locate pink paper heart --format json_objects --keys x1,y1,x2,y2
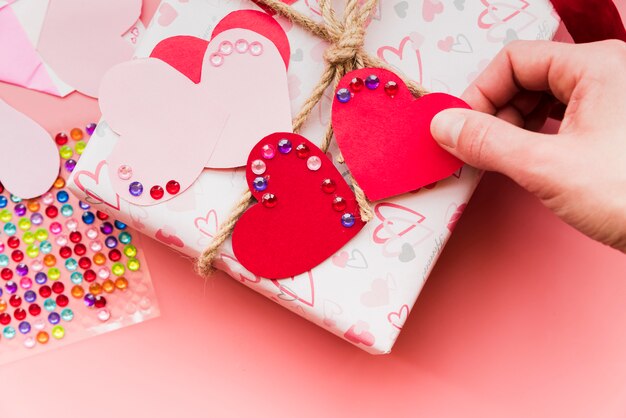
[
  {"x1": 100, "y1": 28, "x2": 292, "y2": 206},
  {"x1": 37, "y1": 0, "x2": 141, "y2": 97},
  {"x1": 0, "y1": 99, "x2": 59, "y2": 199}
]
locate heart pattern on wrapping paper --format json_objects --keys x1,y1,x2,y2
[
  {"x1": 272, "y1": 271, "x2": 315, "y2": 307},
  {"x1": 372, "y1": 203, "x2": 433, "y2": 258},
  {"x1": 377, "y1": 35, "x2": 423, "y2": 85},
  {"x1": 332, "y1": 68, "x2": 470, "y2": 201},
  {"x1": 232, "y1": 133, "x2": 367, "y2": 279},
  {"x1": 344, "y1": 321, "x2": 376, "y2": 346},
  {"x1": 72, "y1": 160, "x2": 121, "y2": 211},
  {"x1": 194, "y1": 209, "x2": 219, "y2": 238},
  {"x1": 388, "y1": 305, "x2": 410, "y2": 329},
  {"x1": 99, "y1": 11, "x2": 292, "y2": 206},
  {"x1": 478, "y1": 0, "x2": 537, "y2": 42}
]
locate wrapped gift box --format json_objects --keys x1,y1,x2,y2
[{"x1": 69, "y1": 0, "x2": 559, "y2": 354}]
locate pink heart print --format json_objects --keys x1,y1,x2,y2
[
  {"x1": 0, "y1": 99, "x2": 59, "y2": 199},
  {"x1": 372, "y1": 203, "x2": 433, "y2": 257},
  {"x1": 422, "y1": 0, "x2": 444, "y2": 22},
  {"x1": 99, "y1": 28, "x2": 292, "y2": 205},
  {"x1": 37, "y1": 0, "x2": 142, "y2": 97}
]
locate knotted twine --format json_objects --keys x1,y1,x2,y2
[{"x1": 196, "y1": 0, "x2": 429, "y2": 277}]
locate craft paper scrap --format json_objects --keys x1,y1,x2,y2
[{"x1": 0, "y1": 0, "x2": 145, "y2": 97}]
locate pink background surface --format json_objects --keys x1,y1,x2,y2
[{"x1": 2, "y1": 2, "x2": 626, "y2": 417}]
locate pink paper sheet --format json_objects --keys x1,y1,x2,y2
[{"x1": 0, "y1": 7, "x2": 61, "y2": 96}]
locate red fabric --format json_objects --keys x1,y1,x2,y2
[{"x1": 551, "y1": 0, "x2": 626, "y2": 43}]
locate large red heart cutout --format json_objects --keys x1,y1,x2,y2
[
  {"x1": 232, "y1": 133, "x2": 366, "y2": 279},
  {"x1": 150, "y1": 9, "x2": 290, "y2": 84},
  {"x1": 332, "y1": 68, "x2": 470, "y2": 201}
]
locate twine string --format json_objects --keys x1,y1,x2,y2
[{"x1": 196, "y1": 0, "x2": 428, "y2": 277}]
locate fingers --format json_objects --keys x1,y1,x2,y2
[
  {"x1": 431, "y1": 108, "x2": 558, "y2": 188},
  {"x1": 462, "y1": 40, "x2": 602, "y2": 115}
]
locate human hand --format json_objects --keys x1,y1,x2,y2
[{"x1": 431, "y1": 40, "x2": 626, "y2": 252}]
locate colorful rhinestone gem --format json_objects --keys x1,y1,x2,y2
[
  {"x1": 14, "y1": 308, "x2": 26, "y2": 320},
  {"x1": 166, "y1": 180, "x2": 180, "y2": 195},
  {"x1": 18, "y1": 321, "x2": 31, "y2": 334},
  {"x1": 261, "y1": 193, "x2": 277, "y2": 208},
  {"x1": 97, "y1": 309, "x2": 111, "y2": 322},
  {"x1": 384, "y1": 80, "x2": 399, "y2": 97},
  {"x1": 235, "y1": 39, "x2": 249, "y2": 53},
  {"x1": 51, "y1": 325, "x2": 64, "y2": 339},
  {"x1": 65, "y1": 159, "x2": 77, "y2": 172},
  {"x1": 61, "y1": 308, "x2": 74, "y2": 321},
  {"x1": 336, "y1": 88, "x2": 351, "y2": 103},
  {"x1": 341, "y1": 213, "x2": 356, "y2": 228},
  {"x1": 350, "y1": 77, "x2": 364, "y2": 92},
  {"x1": 48, "y1": 312, "x2": 61, "y2": 325},
  {"x1": 278, "y1": 139, "x2": 292, "y2": 154},
  {"x1": 150, "y1": 185, "x2": 164, "y2": 200},
  {"x1": 321, "y1": 179, "x2": 336, "y2": 194},
  {"x1": 332, "y1": 197, "x2": 347, "y2": 212},
  {"x1": 84, "y1": 293, "x2": 95, "y2": 307},
  {"x1": 249, "y1": 41, "x2": 263, "y2": 56},
  {"x1": 28, "y1": 304, "x2": 41, "y2": 316},
  {"x1": 118, "y1": 165, "x2": 133, "y2": 180},
  {"x1": 55, "y1": 132, "x2": 68, "y2": 145},
  {"x1": 296, "y1": 143, "x2": 310, "y2": 159},
  {"x1": 261, "y1": 144, "x2": 276, "y2": 159},
  {"x1": 36, "y1": 331, "x2": 49, "y2": 344},
  {"x1": 56, "y1": 294, "x2": 69, "y2": 307},
  {"x1": 82, "y1": 211, "x2": 95, "y2": 224},
  {"x1": 71, "y1": 285, "x2": 85, "y2": 298},
  {"x1": 127, "y1": 258, "x2": 140, "y2": 272},
  {"x1": 253, "y1": 177, "x2": 268, "y2": 192},
  {"x1": 306, "y1": 156, "x2": 322, "y2": 171},
  {"x1": 251, "y1": 160, "x2": 266, "y2": 175},
  {"x1": 70, "y1": 128, "x2": 83, "y2": 141},
  {"x1": 365, "y1": 74, "x2": 380, "y2": 89},
  {"x1": 86, "y1": 123, "x2": 97, "y2": 136},
  {"x1": 129, "y1": 181, "x2": 143, "y2": 197}
]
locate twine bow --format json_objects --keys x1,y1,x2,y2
[{"x1": 196, "y1": 0, "x2": 429, "y2": 277}]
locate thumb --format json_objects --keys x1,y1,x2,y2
[{"x1": 431, "y1": 108, "x2": 553, "y2": 184}]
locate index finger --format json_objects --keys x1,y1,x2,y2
[{"x1": 462, "y1": 40, "x2": 594, "y2": 115}]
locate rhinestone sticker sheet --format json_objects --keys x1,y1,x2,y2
[{"x1": 0, "y1": 123, "x2": 159, "y2": 365}]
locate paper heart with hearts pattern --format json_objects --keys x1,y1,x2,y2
[
  {"x1": 332, "y1": 68, "x2": 470, "y2": 201},
  {"x1": 232, "y1": 133, "x2": 367, "y2": 279},
  {"x1": 99, "y1": 14, "x2": 292, "y2": 206},
  {"x1": 37, "y1": 0, "x2": 142, "y2": 97},
  {"x1": 0, "y1": 99, "x2": 59, "y2": 199}
]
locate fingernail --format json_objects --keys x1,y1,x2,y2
[{"x1": 431, "y1": 110, "x2": 466, "y2": 148}]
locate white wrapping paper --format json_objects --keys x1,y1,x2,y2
[{"x1": 69, "y1": 0, "x2": 558, "y2": 354}]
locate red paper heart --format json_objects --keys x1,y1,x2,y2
[
  {"x1": 150, "y1": 9, "x2": 290, "y2": 83},
  {"x1": 332, "y1": 68, "x2": 470, "y2": 201},
  {"x1": 232, "y1": 133, "x2": 366, "y2": 279}
]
